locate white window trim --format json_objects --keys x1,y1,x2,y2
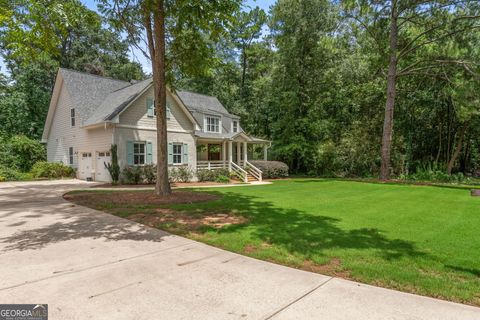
[
  {"x1": 172, "y1": 143, "x2": 183, "y2": 165},
  {"x1": 133, "y1": 142, "x2": 146, "y2": 165},
  {"x1": 204, "y1": 115, "x2": 221, "y2": 133},
  {"x1": 232, "y1": 120, "x2": 239, "y2": 133}
]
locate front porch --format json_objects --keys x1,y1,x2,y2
[{"x1": 196, "y1": 136, "x2": 269, "y2": 182}]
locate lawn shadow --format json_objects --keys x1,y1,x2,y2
[{"x1": 181, "y1": 190, "x2": 428, "y2": 261}]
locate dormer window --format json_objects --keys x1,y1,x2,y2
[
  {"x1": 205, "y1": 115, "x2": 220, "y2": 133},
  {"x1": 70, "y1": 108, "x2": 75, "y2": 126},
  {"x1": 232, "y1": 120, "x2": 239, "y2": 133}
]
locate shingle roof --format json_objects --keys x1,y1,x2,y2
[
  {"x1": 83, "y1": 78, "x2": 153, "y2": 126},
  {"x1": 58, "y1": 69, "x2": 237, "y2": 128},
  {"x1": 59, "y1": 68, "x2": 130, "y2": 122},
  {"x1": 177, "y1": 90, "x2": 238, "y2": 117}
]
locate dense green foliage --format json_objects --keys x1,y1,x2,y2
[
  {"x1": 178, "y1": 1, "x2": 480, "y2": 178},
  {"x1": 30, "y1": 161, "x2": 75, "y2": 179},
  {"x1": 0, "y1": 0, "x2": 144, "y2": 140},
  {"x1": 0, "y1": 135, "x2": 45, "y2": 177}
]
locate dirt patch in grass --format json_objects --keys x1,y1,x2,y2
[
  {"x1": 302, "y1": 258, "x2": 351, "y2": 278},
  {"x1": 64, "y1": 190, "x2": 247, "y2": 236},
  {"x1": 129, "y1": 209, "x2": 247, "y2": 231},
  {"x1": 64, "y1": 190, "x2": 219, "y2": 206}
]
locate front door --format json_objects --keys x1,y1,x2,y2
[{"x1": 208, "y1": 144, "x2": 221, "y2": 161}]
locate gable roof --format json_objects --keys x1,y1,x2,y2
[
  {"x1": 44, "y1": 69, "x2": 236, "y2": 138},
  {"x1": 59, "y1": 68, "x2": 130, "y2": 121},
  {"x1": 83, "y1": 78, "x2": 153, "y2": 126},
  {"x1": 176, "y1": 90, "x2": 239, "y2": 118}
]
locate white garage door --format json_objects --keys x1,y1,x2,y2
[
  {"x1": 78, "y1": 152, "x2": 93, "y2": 180},
  {"x1": 96, "y1": 151, "x2": 111, "y2": 182}
]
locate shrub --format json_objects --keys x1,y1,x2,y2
[
  {"x1": 143, "y1": 164, "x2": 157, "y2": 184},
  {"x1": 0, "y1": 165, "x2": 22, "y2": 181},
  {"x1": 0, "y1": 135, "x2": 45, "y2": 172},
  {"x1": 122, "y1": 166, "x2": 144, "y2": 184},
  {"x1": 170, "y1": 167, "x2": 193, "y2": 182},
  {"x1": 105, "y1": 144, "x2": 120, "y2": 184},
  {"x1": 196, "y1": 168, "x2": 230, "y2": 182},
  {"x1": 30, "y1": 161, "x2": 75, "y2": 179},
  {"x1": 215, "y1": 175, "x2": 230, "y2": 183},
  {"x1": 250, "y1": 160, "x2": 289, "y2": 179},
  {"x1": 400, "y1": 163, "x2": 472, "y2": 184}
]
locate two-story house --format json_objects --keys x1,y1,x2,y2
[{"x1": 42, "y1": 68, "x2": 269, "y2": 182}]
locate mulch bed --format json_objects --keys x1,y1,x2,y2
[
  {"x1": 64, "y1": 190, "x2": 219, "y2": 206},
  {"x1": 91, "y1": 181, "x2": 241, "y2": 189},
  {"x1": 472, "y1": 189, "x2": 480, "y2": 197}
]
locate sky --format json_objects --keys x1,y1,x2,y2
[{"x1": 0, "y1": 0, "x2": 276, "y2": 76}]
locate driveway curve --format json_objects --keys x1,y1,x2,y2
[{"x1": 0, "y1": 180, "x2": 478, "y2": 320}]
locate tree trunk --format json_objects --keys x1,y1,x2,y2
[
  {"x1": 447, "y1": 124, "x2": 467, "y2": 175},
  {"x1": 148, "y1": 0, "x2": 171, "y2": 196},
  {"x1": 380, "y1": 4, "x2": 398, "y2": 180},
  {"x1": 241, "y1": 45, "x2": 247, "y2": 89}
]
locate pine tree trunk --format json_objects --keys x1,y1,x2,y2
[
  {"x1": 380, "y1": 5, "x2": 398, "y2": 181},
  {"x1": 148, "y1": 0, "x2": 171, "y2": 196},
  {"x1": 447, "y1": 124, "x2": 467, "y2": 175}
]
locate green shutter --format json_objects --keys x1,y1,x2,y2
[
  {"x1": 127, "y1": 141, "x2": 134, "y2": 165},
  {"x1": 166, "y1": 105, "x2": 171, "y2": 120},
  {"x1": 146, "y1": 97, "x2": 154, "y2": 117},
  {"x1": 183, "y1": 143, "x2": 188, "y2": 164},
  {"x1": 146, "y1": 141, "x2": 153, "y2": 164},
  {"x1": 168, "y1": 143, "x2": 173, "y2": 165}
]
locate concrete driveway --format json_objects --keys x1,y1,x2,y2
[{"x1": 0, "y1": 180, "x2": 479, "y2": 320}]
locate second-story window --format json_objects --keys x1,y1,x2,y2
[
  {"x1": 70, "y1": 108, "x2": 75, "y2": 127},
  {"x1": 232, "y1": 120, "x2": 238, "y2": 133},
  {"x1": 206, "y1": 116, "x2": 220, "y2": 133}
]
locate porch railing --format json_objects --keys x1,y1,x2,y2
[
  {"x1": 196, "y1": 160, "x2": 227, "y2": 170},
  {"x1": 230, "y1": 161, "x2": 248, "y2": 183},
  {"x1": 245, "y1": 160, "x2": 262, "y2": 182}
]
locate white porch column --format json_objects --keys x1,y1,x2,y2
[
  {"x1": 228, "y1": 140, "x2": 232, "y2": 171},
  {"x1": 236, "y1": 142, "x2": 241, "y2": 164},
  {"x1": 263, "y1": 144, "x2": 268, "y2": 161},
  {"x1": 243, "y1": 142, "x2": 248, "y2": 165},
  {"x1": 222, "y1": 140, "x2": 226, "y2": 168}
]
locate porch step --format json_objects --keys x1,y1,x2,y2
[{"x1": 246, "y1": 173, "x2": 258, "y2": 182}]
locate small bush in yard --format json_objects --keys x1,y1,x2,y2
[
  {"x1": 170, "y1": 167, "x2": 193, "y2": 182},
  {"x1": 105, "y1": 144, "x2": 120, "y2": 184},
  {"x1": 143, "y1": 164, "x2": 156, "y2": 184},
  {"x1": 196, "y1": 168, "x2": 230, "y2": 182},
  {"x1": 250, "y1": 160, "x2": 289, "y2": 179},
  {"x1": 122, "y1": 166, "x2": 143, "y2": 184},
  {"x1": 30, "y1": 161, "x2": 75, "y2": 179}
]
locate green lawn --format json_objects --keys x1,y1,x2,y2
[{"x1": 69, "y1": 179, "x2": 480, "y2": 305}]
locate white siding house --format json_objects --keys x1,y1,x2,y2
[{"x1": 42, "y1": 68, "x2": 269, "y2": 182}]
